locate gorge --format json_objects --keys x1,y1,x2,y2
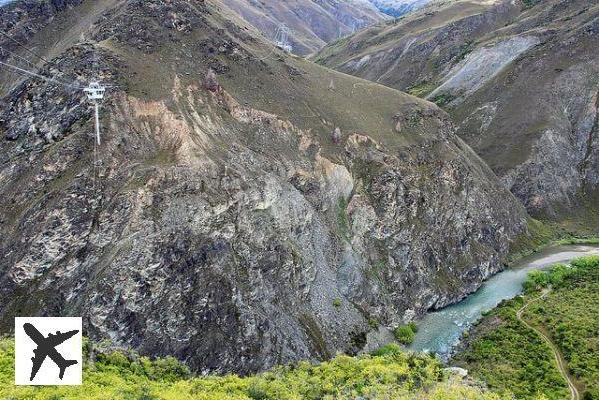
[{"x1": 0, "y1": 0, "x2": 597, "y2": 398}]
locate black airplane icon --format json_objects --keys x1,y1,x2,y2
[{"x1": 23, "y1": 323, "x2": 79, "y2": 381}]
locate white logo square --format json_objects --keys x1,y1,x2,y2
[{"x1": 14, "y1": 317, "x2": 83, "y2": 386}]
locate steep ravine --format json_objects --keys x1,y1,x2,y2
[{"x1": 0, "y1": 0, "x2": 528, "y2": 374}]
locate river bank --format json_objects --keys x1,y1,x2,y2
[
  {"x1": 452, "y1": 255, "x2": 599, "y2": 399},
  {"x1": 407, "y1": 244, "x2": 599, "y2": 360}
]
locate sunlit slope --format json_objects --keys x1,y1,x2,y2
[{"x1": 218, "y1": 0, "x2": 386, "y2": 56}]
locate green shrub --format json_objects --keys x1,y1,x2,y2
[
  {"x1": 523, "y1": 270, "x2": 550, "y2": 292},
  {"x1": 394, "y1": 323, "x2": 418, "y2": 345},
  {"x1": 431, "y1": 92, "x2": 455, "y2": 107},
  {"x1": 371, "y1": 343, "x2": 402, "y2": 357}
]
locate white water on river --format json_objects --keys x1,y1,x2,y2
[{"x1": 408, "y1": 244, "x2": 599, "y2": 360}]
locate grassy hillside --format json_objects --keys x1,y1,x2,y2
[
  {"x1": 454, "y1": 255, "x2": 599, "y2": 399},
  {"x1": 0, "y1": 342, "x2": 507, "y2": 400}
]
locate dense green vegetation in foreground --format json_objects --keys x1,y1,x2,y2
[
  {"x1": 455, "y1": 255, "x2": 599, "y2": 400},
  {"x1": 0, "y1": 342, "x2": 507, "y2": 400}
]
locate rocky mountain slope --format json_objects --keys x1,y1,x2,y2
[
  {"x1": 315, "y1": 0, "x2": 599, "y2": 223},
  {"x1": 218, "y1": 0, "x2": 386, "y2": 55},
  {"x1": 0, "y1": 0, "x2": 528, "y2": 374}
]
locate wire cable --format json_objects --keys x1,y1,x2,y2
[
  {"x1": 0, "y1": 30, "x2": 74, "y2": 82},
  {"x1": 0, "y1": 60, "x2": 82, "y2": 88},
  {"x1": 0, "y1": 30, "x2": 52, "y2": 66},
  {"x1": 0, "y1": 30, "x2": 121, "y2": 89},
  {"x1": 0, "y1": 45, "x2": 37, "y2": 69},
  {"x1": 0, "y1": 45, "x2": 76, "y2": 90}
]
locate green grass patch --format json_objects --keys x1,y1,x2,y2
[
  {"x1": 430, "y1": 92, "x2": 456, "y2": 107},
  {"x1": 507, "y1": 218, "x2": 560, "y2": 262},
  {"x1": 554, "y1": 237, "x2": 599, "y2": 245},
  {"x1": 406, "y1": 81, "x2": 437, "y2": 98},
  {"x1": 507, "y1": 218, "x2": 599, "y2": 265},
  {"x1": 452, "y1": 42, "x2": 474, "y2": 64},
  {"x1": 337, "y1": 197, "x2": 351, "y2": 242}
]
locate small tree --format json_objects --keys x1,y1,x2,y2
[{"x1": 523, "y1": 270, "x2": 550, "y2": 292}]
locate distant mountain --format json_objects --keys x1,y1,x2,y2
[
  {"x1": 315, "y1": 0, "x2": 599, "y2": 221},
  {"x1": 219, "y1": 0, "x2": 387, "y2": 55},
  {"x1": 367, "y1": 0, "x2": 431, "y2": 17}
]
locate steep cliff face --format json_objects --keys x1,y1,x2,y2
[
  {"x1": 315, "y1": 0, "x2": 599, "y2": 221},
  {"x1": 0, "y1": 0, "x2": 527, "y2": 374},
  {"x1": 217, "y1": 0, "x2": 386, "y2": 56}
]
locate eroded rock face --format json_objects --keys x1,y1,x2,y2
[
  {"x1": 427, "y1": 35, "x2": 541, "y2": 103},
  {"x1": 315, "y1": 0, "x2": 599, "y2": 219},
  {"x1": 0, "y1": 0, "x2": 527, "y2": 374},
  {"x1": 456, "y1": 24, "x2": 599, "y2": 217}
]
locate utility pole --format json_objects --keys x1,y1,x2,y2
[
  {"x1": 275, "y1": 24, "x2": 292, "y2": 53},
  {"x1": 83, "y1": 81, "x2": 106, "y2": 145}
]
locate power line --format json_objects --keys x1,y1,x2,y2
[
  {"x1": 0, "y1": 60, "x2": 81, "y2": 89},
  {"x1": 1, "y1": 29, "x2": 121, "y2": 90},
  {"x1": 0, "y1": 44, "x2": 92, "y2": 91},
  {"x1": 0, "y1": 29, "x2": 73, "y2": 83},
  {"x1": 0, "y1": 30, "x2": 52, "y2": 66},
  {"x1": 257, "y1": 24, "x2": 293, "y2": 62},
  {"x1": 0, "y1": 38, "x2": 113, "y2": 200},
  {"x1": 0, "y1": 45, "x2": 39, "y2": 69}
]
